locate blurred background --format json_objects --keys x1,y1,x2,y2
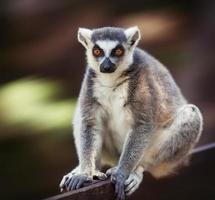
[{"x1": 0, "y1": 0, "x2": 215, "y2": 199}]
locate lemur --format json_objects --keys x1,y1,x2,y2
[{"x1": 60, "y1": 26, "x2": 203, "y2": 200}]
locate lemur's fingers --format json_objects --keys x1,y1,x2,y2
[
  {"x1": 59, "y1": 175, "x2": 69, "y2": 190},
  {"x1": 115, "y1": 181, "x2": 125, "y2": 200},
  {"x1": 67, "y1": 176, "x2": 77, "y2": 190},
  {"x1": 94, "y1": 171, "x2": 107, "y2": 180},
  {"x1": 125, "y1": 179, "x2": 137, "y2": 193},
  {"x1": 106, "y1": 167, "x2": 117, "y2": 176},
  {"x1": 126, "y1": 182, "x2": 139, "y2": 196},
  {"x1": 65, "y1": 176, "x2": 73, "y2": 190},
  {"x1": 106, "y1": 169, "x2": 112, "y2": 176},
  {"x1": 111, "y1": 170, "x2": 126, "y2": 200},
  {"x1": 76, "y1": 176, "x2": 87, "y2": 189},
  {"x1": 70, "y1": 176, "x2": 79, "y2": 190},
  {"x1": 66, "y1": 175, "x2": 92, "y2": 191},
  {"x1": 124, "y1": 175, "x2": 133, "y2": 186},
  {"x1": 59, "y1": 168, "x2": 80, "y2": 191},
  {"x1": 124, "y1": 171, "x2": 143, "y2": 196}
]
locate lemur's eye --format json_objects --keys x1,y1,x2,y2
[
  {"x1": 111, "y1": 45, "x2": 124, "y2": 57},
  {"x1": 115, "y1": 48, "x2": 123, "y2": 56},
  {"x1": 93, "y1": 46, "x2": 104, "y2": 57}
]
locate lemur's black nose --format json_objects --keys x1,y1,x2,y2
[{"x1": 100, "y1": 57, "x2": 116, "y2": 73}]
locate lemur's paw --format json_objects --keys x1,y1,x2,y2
[
  {"x1": 59, "y1": 171, "x2": 92, "y2": 191},
  {"x1": 59, "y1": 169, "x2": 107, "y2": 192},
  {"x1": 93, "y1": 170, "x2": 107, "y2": 180},
  {"x1": 124, "y1": 171, "x2": 143, "y2": 196},
  {"x1": 106, "y1": 167, "x2": 117, "y2": 176},
  {"x1": 109, "y1": 168, "x2": 127, "y2": 200}
]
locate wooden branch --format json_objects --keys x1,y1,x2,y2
[{"x1": 45, "y1": 179, "x2": 114, "y2": 200}]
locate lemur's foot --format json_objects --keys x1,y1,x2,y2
[
  {"x1": 60, "y1": 168, "x2": 107, "y2": 191},
  {"x1": 124, "y1": 170, "x2": 143, "y2": 196}
]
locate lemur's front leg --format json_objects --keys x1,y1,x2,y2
[
  {"x1": 107, "y1": 123, "x2": 153, "y2": 200},
  {"x1": 60, "y1": 104, "x2": 107, "y2": 191}
]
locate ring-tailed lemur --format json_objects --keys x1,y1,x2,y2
[{"x1": 60, "y1": 26, "x2": 203, "y2": 199}]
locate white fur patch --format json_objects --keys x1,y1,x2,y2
[
  {"x1": 96, "y1": 40, "x2": 118, "y2": 57},
  {"x1": 94, "y1": 80, "x2": 133, "y2": 152}
]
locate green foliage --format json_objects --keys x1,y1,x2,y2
[{"x1": 0, "y1": 78, "x2": 76, "y2": 136}]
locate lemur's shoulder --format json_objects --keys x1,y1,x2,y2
[
  {"x1": 130, "y1": 47, "x2": 186, "y2": 126},
  {"x1": 133, "y1": 47, "x2": 169, "y2": 73},
  {"x1": 133, "y1": 47, "x2": 182, "y2": 93}
]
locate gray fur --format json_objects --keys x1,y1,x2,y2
[
  {"x1": 60, "y1": 27, "x2": 203, "y2": 199},
  {"x1": 91, "y1": 27, "x2": 127, "y2": 43}
]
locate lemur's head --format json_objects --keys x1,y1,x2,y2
[{"x1": 77, "y1": 26, "x2": 141, "y2": 74}]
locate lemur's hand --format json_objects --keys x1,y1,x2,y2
[
  {"x1": 106, "y1": 166, "x2": 144, "y2": 199},
  {"x1": 106, "y1": 167, "x2": 127, "y2": 200},
  {"x1": 124, "y1": 170, "x2": 143, "y2": 196},
  {"x1": 60, "y1": 166, "x2": 107, "y2": 192},
  {"x1": 60, "y1": 172, "x2": 92, "y2": 192},
  {"x1": 106, "y1": 166, "x2": 117, "y2": 176}
]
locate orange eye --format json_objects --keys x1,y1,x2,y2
[
  {"x1": 115, "y1": 48, "x2": 123, "y2": 56},
  {"x1": 93, "y1": 48, "x2": 103, "y2": 57},
  {"x1": 112, "y1": 46, "x2": 124, "y2": 57}
]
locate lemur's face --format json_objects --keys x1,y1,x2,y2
[
  {"x1": 77, "y1": 27, "x2": 141, "y2": 74},
  {"x1": 90, "y1": 41, "x2": 125, "y2": 73}
]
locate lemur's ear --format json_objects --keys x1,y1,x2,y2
[
  {"x1": 77, "y1": 28, "x2": 92, "y2": 48},
  {"x1": 125, "y1": 26, "x2": 141, "y2": 47}
]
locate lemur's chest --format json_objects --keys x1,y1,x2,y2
[{"x1": 94, "y1": 81, "x2": 133, "y2": 145}]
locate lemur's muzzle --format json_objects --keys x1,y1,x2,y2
[{"x1": 100, "y1": 57, "x2": 116, "y2": 73}]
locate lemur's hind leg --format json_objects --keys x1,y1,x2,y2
[{"x1": 145, "y1": 104, "x2": 203, "y2": 178}]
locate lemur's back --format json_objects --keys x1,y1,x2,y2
[{"x1": 131, "y1": 48, "x2": 187, "y2": 128}]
